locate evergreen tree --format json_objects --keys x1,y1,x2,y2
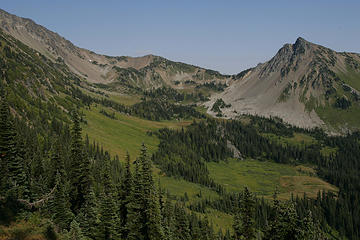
[
  {"x1": 139, "y1": 143, "x2": 165, "y2": 240},
  {"x1": 51, "y1": 172, "x2": 74, "y2": 230},
  {"x1": 233, "y1": 205, "x2": 242, "y2": 239},
  {"x1": 9, "y1": 138, "x2": 29, "y2": 200},
  {"x1": 189, "y1": 213, "x2": 201, "y2": 240},
  {"x1": 66, "y1": 220, "x2": 86, "y2": 240},
  {"x1": 0, "y1": 93, "x2": 17, "y2": 195},
  {"x1": 126, "y1": 157, "x2": 144, "y2": 240},
  {"x1": 69, "y1": 111, "x2": 91, "y2": 213},
  {"x1": 297, "y1": 210, "x2": 327, "y2": 240},
  {"x1": 48, "y1": 142, "x2": 67, "y2": 188},
  {"x1": 263, "y1": 195, "x2": 299, "y2": 240},
  {"x1": 233, "y1": 187, "x2": 255, "y2": 240},
  {"x1": 118, "y1": 152, "x2": 133, "y2": 238},
  {"x1": 0, "y1": 93, "x2": 28, "y2": 220},
  {"x1": 173, "y1": 203, "x2": 191, "y2": 240},
  {"x1": 99, "y1": 155, "x2": 121, "y2": 240},
  {"x1": 162, "y1": 197, "x2": 175, "y2": 240},
  {"x1": 263, "y1": 190, "x2": 281, "y2": 240},
  {"x1": 77, "y1": 186, "x2": 101, "y2": 240}
]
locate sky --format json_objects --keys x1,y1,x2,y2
[{"x1": 1, "y1": 0, "x2": 360, "y2": 74}]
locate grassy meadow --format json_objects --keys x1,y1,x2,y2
[
  {"x1": 208, "y1": 158, "x2": 337, "y2": 200},
  {"x1": 82, "y1": 104, "x2": 191, "y2": 159},
  {"x1": 80, "y1": 92, "x2": 339, "y2": 231}
]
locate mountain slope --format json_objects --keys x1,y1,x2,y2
[
  {"x1": 0, "y1": 8, "x2": 230, "y2": 91},
  {"x1": 206, "y1": 37, "x2": 360, "y2": 131},
  {"x1": 1, "y1": 9, "x2": 357, "y2": 239}
]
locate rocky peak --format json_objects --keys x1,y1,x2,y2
[{"x1": 293, "y1": 37, "x2": 310, "y2": 56}]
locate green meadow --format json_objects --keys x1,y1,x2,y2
[
  {"x1": 207, "y1": 158, "x2": 337, "y2": 200},
  {"x1": 82, "y1": 104, "x2": 191, "y2": 159}
]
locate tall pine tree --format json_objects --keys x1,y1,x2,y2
[
  {"x1": 99, "y1": 154, "x2": 121, "y2": 240},
  {"x1": 77, "y1": 186, "x2": 101, "y2": 240},
  {"x1": 0, "y1": 92, "x2": 28, "y2": 213},
  {"x1": 118, "y1": 152, "x2": 133, "y2": 239},
  {"x1": 69, "y1": 111, "x2": 91, "y2": 213},
  {"x1": 126, "y1": 155, "x2": 145, "y2": 240},
  {"x1": 264, "y1": 192, "x2": 299, "y2": 240},
  {"x1": 51, "y1": 172, "x2": 74, "y2": 230},
  {"x1": 139, "y1": 143, "x2": 165, "y2": 240},
  {"x1": 0, "y1": 93, "x2": 17, "y2": 195},
  {"x1": 233, "y1": 187, "x2": 256, "y2": 240}
]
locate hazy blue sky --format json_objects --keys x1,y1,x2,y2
[{"x1": 2, "y1": 0, "x2": 360, "y2": 74}]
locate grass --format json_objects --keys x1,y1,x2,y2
[
  {"x1": 81, "y1": 104, "x2": 339, "y2": 233},
  {"x1": 155, "y1": 174, "x2": 219, "y2": 202},
  {"x1": 82, "y1": 102, "x2": 338, "y2": 232},
  {"x1": 263, "y1": 132, "x2": 317, "y2": 147},
  {"x1": 337, "y1": 67, "x2": 360, "y2": 91},
  {"x1": 313, "y1": 68, "x2": 360, "y2": 130},
  {"x1": 0, "y1": 213, "x2": 55, "y2": 240},
  {"x1": 195, "y1": 105, "x2": 208, "y2": 114},
  {"x1": 108, "y1": 93, "x2": 141, "y2": 106},
  {"x1": 263, "y1": 132, "x2": 338, "y2": 157},
  {"x1": 278, "y1": 175, "x2": 338, "y2": 200},
  {"x1": 82, "y1": 104, "x2": 191, "y2": 159},
  {"x1": 316, "y1": 103, "x2": 360, "y2": 130},
  {"x1": 320, "y1": 146, "x2": 338, "y2": 157},
  {"x1": 204, "y1": 209, "x2": 233, "y2": 234},
  {"x1": 207, "y1": 158, "x2": 337, "y2": 200}
]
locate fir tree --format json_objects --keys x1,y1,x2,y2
[
  {"x1": 69, "y1": 111, "x2": 91, "y2": 213},
  {"x1": 298, "y1": 210, "x2": 327, "y2": 240},
  {"x1": 0, "y1": 93, "x2": 28, "y2": 207},
  {"x1": 0, "y1": 93, "x2": 17, "y2": 195},
  {"x1": 48, "y1": 142, "x2": 67, "y2": 188},
  {"x1": 126, "y1": 155, "x2": 145, "y2": 240},
  {"x1": 99, "y1": 155, "x2": 121, "y2": 240},
  {"x1": 161, "y1": 197, "x2": 175, "y2": 240},
  {"x1": 263, "y1": 189, "x2": 281, "y2": 240},
  {"x1": 173, "y1": 203, "x2": 191, "y2": 240},
  {"x1": 9, "y1": 138, "x2": 29, "y2": 200},
  {"x1": 77, "y1": 186, "x2": 101, "y2": 240},
  {"x1": 66, "y1": 220, "x2": 86, "y2": 240},
  {"x1": 233, "y1": 202, "x2": 242, "y2": 240},
  {"x1": 51, "y1": 172, "x2": 74, "y2": 230},
  {"x1": 263, "y1": 195, "x2": 299, "y2": 240},
  {"x1": 118, "y1": 152, "x2": 133, "y2": 238},
  {"x1": 233, "y1": 188, "x2": 256, "y2": 240},
  {"x1": 139, "y1": 143, "x2": 165, "y2": 240}
]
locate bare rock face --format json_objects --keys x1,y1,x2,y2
[
  {"x1": 206, "y1": 37, "x2": 360, "y2": 130},
  {"x1": 227, "y1": 140, "x2": 243, "y2": 160}
]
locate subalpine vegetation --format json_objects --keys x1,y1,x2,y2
[
  {"x1": 1, "y1": 23, "x2": 359, "y2": 240},
  {"x1": 71, "y1": 87, "x2": 205, "y2": 121},
  {"x1": 152, "y1": 117, "x2": 360, "y2": 240},
  {"x1": 1, "y1": 90, "x2": 359, "y2": 239},
  {"x1": 0, "y1": 94, "x2": 215, "y2": 239}
]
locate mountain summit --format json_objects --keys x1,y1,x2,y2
[{"x1": 206, "y1": 37, "x2": 360, "y2": 131}]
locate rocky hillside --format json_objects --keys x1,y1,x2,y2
[
  {"x1": 0, "y1": 9, "x2": 230, "y2": 91},
  {"x1": 206, "y1": 37, "x2": 360, "y2": 131}
]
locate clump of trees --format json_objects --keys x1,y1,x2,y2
[{"x1": 211, "y1": 98, "x2": 231, "y2": 113}]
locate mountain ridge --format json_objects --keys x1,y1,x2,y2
[
  {"x1": 206, "y1": 36, "x2": 360, "y2": 131},
  {"x1": 0, "y1": 8, "x2": 230, "y2": 91},
  {"x1": 2, "y1": 8, "x2": 360, "y2": 131}
]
